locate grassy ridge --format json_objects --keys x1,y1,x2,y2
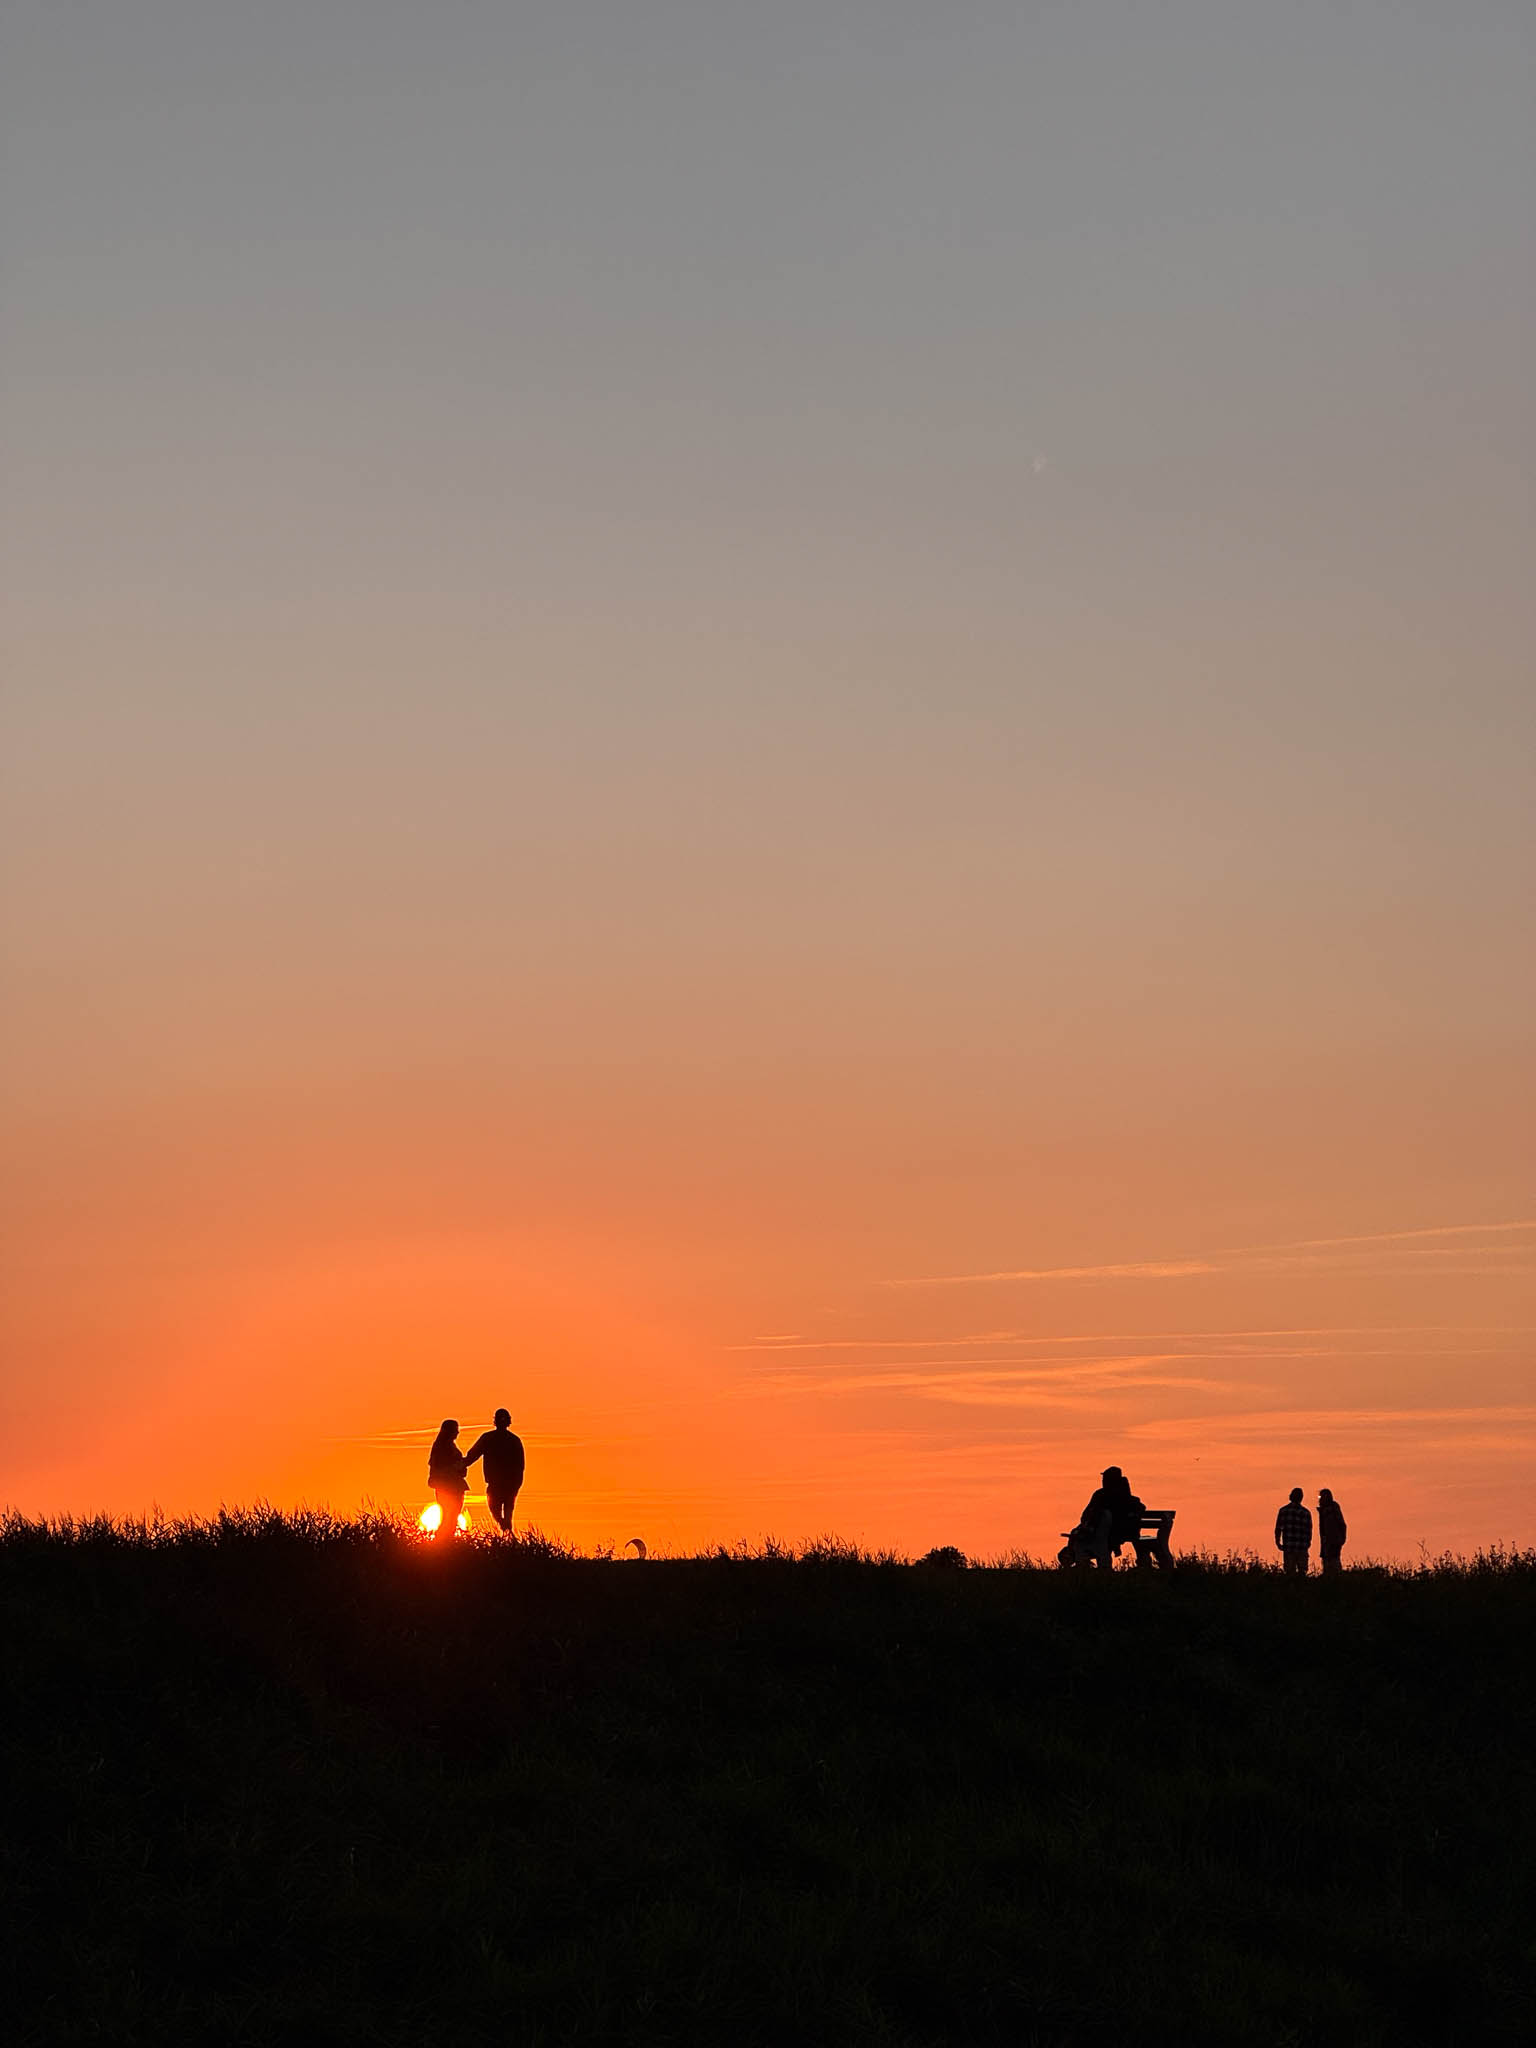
[{"x1": 3, "y1": 1511, "x2": 1533, "y2": 2046}]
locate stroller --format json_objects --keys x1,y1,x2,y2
[{"x1": 1058, "y1": 1492, "x2": 1145, "y2": 1570}]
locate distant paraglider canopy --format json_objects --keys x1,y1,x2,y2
[{"x1": 625, "y1": 1536, "x2": 647, "y2": 1559}]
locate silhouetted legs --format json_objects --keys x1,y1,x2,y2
[
  {"x1": 488, "y1": 1489, "x2": 518, "y2": 1535},
  {"x1": 1282, "y1": 1546, "x2": 1309, "y2": 1576},
  {"x1": 434, "y1": 1486, "x2": 465, "y2": 1538},
  {"x1": 1321, "y1": 1548, "x2": 1342, "y2": 1576}
]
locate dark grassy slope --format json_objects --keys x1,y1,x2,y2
[{"x1": 3, "y1": 1518, "x2": 1533, "y2": 2048}]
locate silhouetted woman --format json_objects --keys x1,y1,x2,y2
[{"x1": 427, "y1": 1419, "x2": 468, "y2": 1537}]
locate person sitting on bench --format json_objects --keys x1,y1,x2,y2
[{"x1": 1059, "y1": 1465, "x2": 1143, "y2": 1569}]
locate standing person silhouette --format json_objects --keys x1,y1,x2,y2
[
  {"x1": 1318, "y1": 1488, "x2": 1348, "y2": 1574},
  {"x1": 464, "y1": 1408, "x2": 525, "y2": 1534},
  {"x1": 427, "y1": 1419, "x2": 468, "y2": 1538},
  {"x1": 1274, "y1": 1486, "x2": 1312, "y2": 1575}
]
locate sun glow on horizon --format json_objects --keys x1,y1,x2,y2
[{"x1": 418, "y1": 1503, "x2": 470, "y2": 1535}]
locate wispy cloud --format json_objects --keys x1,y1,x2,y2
[
  {"x1": 748, "y1": 1350, "x2": 1263, "y2": 1410},
  {"x1": 326, "y1": 1426, "x2": 439, "y2": 1445},
  {"x1": 327, "y1": 1426, "x2": 619, "y2": 1449},
  {"x1": 1218, "y1": 1219, "x2": 1536, "y2": 1254},
  {"x1": 893, "y1": 1259, "x2": 1217, "y2": 1287},
  {"x1": 855, "y1": 1376, "x2": 1234, "y2": 1410},
  {"x1": 896, "y1": 1219, "x2": 1536, "y2": 1288},
  {"x1": 730, "y1": 1324, "x2": 1532, "y2": 1356},
  {"x1": 758, "y1": 1370, "x2": 1243, "y2": 1410},
  {"x1": 1127, "y1": 1404, "x2": 1536, "y2": 1444},
  {"x1": 738, "y1": 1322, "x2": 1529, "y2": 1415}
]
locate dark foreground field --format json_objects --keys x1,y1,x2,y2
[{"x1": 3, "y1": 1515, "x2": 1533, "y2": 2046}]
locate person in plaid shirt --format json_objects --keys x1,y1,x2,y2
[{"x1": 1274, "y1": 1486, "x2": 1312, "y2": 1574}]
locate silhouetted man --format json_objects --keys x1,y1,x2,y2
[
  {"x1": 1275, "y1": 1486, "x2": 1312, "y2": 1575},
  {"x1": 464, "y1": 1408, "x2": 525, "y2": 1533},
  {"x1": 1318, "y1": 1488, "x2": 1347, "y2": 1575}
]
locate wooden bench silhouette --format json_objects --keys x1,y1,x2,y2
[{"x1": 1129, "y1": 1509, "x2": 1176, "y2": 1569}]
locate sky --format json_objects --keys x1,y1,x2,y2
[{"x1": 2, "y1": 2, "x2": 1533, "y2": 1559}]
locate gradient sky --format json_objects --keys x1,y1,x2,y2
[{"x1": 3, "y1": 2, "x2": 1533, "y2": 1559}]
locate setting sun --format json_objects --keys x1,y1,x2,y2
[{"x1": 417, "y1": 1503, "x2": 470, "y2": 1535}]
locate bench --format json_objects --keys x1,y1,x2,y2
[{"x1": 1129, "y1": 1510, "x2": 1176, "y2": 1570}]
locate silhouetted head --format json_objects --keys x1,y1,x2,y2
[
  {"x1": 1102, "y1": 1466, "x2": 1123, "y2": 1483},
  {"x1": 438, "y1": 1419, "x2": 459, "y2": 1440},
  {"x1": 1319, "y1": 1488, "x2": 1334, "y2": 1503},
  {"x1": 1289, "y1": 1486, "x2": 1304, "y2": 1504},
  {"x1": 494, "y1": 1407, "x2": 511, "y2": 1429}
]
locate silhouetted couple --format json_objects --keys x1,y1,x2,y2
[
  {"x1": 1274, "y1": 1486, "x2": 1347, "y2": 1575},
  {"x1": 427, "y1": 1410, "x2": 526, "y2": 1538}
]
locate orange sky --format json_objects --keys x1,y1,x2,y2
[
  {"x1": 3, "y1": 4, "x2": 1533, "y2": 1558},
  {"x1": 4, "y1": 1051, "x2": 1532, "y2": 1558}
]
